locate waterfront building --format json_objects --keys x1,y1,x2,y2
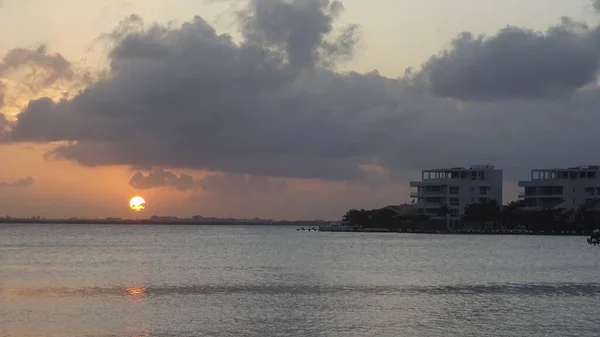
[
  {"x1": 410, "y1": 164, "x2": 503, "y2": 228},
  {"x1": 518, "y1": 165, "x2": 600, "y2": 211}
]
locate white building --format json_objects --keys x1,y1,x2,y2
[
  {"x1": 518, "y1": 165, "x2": 600, "y2": 210},
  {"x1": 409, "y1": 165, "x2": 503, "y2": 228}
]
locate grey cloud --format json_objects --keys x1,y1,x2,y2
[
  {"x1": 594, "y1": 0, "x2": 600, "y2": 12},
  {"x1": 3, "y1": 2, "x2": 380, "y2": 182},
  {"x1": 0, "y1": 176, "x2": 34, "y2": 188},
  {"x1": 199, "y1": 173, "x2": 286, "y2": 194},
  {"x1": 0, "y1": 113, "x2": 8, "y2": 133},
  {"x1": 129, "y1": 168, "x2": 199, "y2": 190},
  {"x1": 421, "y1": 18, "x2": 600, "y2": 101},
  {"x1": 0, "y1": 81, "x2": 4, "y2": 108},
  {"x1": 240, "y1": 0, "x2": 359, "y2": 69},
  {"x1": 0, "y1": 44, "x2": 75, "y2": 94},
  {"x1": 128, "y1": 168, "x2": 286, "y2": 194},
  {"x1": 4, "y1": 3, "x2": 600, "y2": 184}
]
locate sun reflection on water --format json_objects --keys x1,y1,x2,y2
[
  {"x1": 124, "y1": 326, "x2": 149, "y2": 337},
  {"x1": 125, "y1": 285, "x2": 146, "y2": 303}
]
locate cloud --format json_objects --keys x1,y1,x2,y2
[
  {"x1": 0, "y1": 81, "x2": 4, "y2": 108},
  {"x1": 420, "y1": 18, "x2": 600, "y2": 101},
  {"x1": 240, "y1": 0, "x2": 359, "y2": 69},
  {"x1": 129, "y1": 167, "x2": 286, "y2": 194},
  {"x1": 0, "y1": 176, "x2": 34, "y2": 188},
  {"x1": 129, "y1": 168, "x2": 200, "y2": 190},
  {"x1": 0, "y1": 112, "x2": 8, "y2": 133},
  {"x1": 594, "y1": 0, "x2": 600, "y2": 12},
  {"x1": 3, "y1": 1, "x2": 600, "y2": 186},
  {"x1": 0, "y1": 44, "x2": 76, "y2": 94},
  {"x1": 1, "y1": 1, "x2": 380, "y2": 181},
  {"x1": 199, "y1": 172, "x2": 286, "y2": 194}
]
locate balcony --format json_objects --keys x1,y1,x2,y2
[
  {"x1": 417, "y1": 202, "x2": 448, "y2": 208},
  {"x1": 410, "y1": 180, "x2": 447, "y2": 187},
  {"x1": 520, "y1": 193, "x2": 563, "y2": 199},
  {"x1": 410, "y1": 192, "x2": 447, "y2": 198}
]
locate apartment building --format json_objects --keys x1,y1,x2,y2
[
  {"x1": 518, "y1": 165, "x2": 600, "y2": 210},
  {"x1": 409, "y1": 165, "x2": 503, "y2": 228}
]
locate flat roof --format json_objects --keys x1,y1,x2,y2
[
  {"x1": 532, "y1": 166, "x2": 600, "y2": 171},
  {"x1": 424, "y1": 165, "x2": 496, "y2": 171}
]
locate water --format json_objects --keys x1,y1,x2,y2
[{"x1": 1, "y1": 224, "x2": 599, "y2": 336}]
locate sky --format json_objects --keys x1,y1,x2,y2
[{"x1": 1, "y1": 0, "x2": 600, "y2": 220}]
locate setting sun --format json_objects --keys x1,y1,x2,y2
[{"x1": 129, "y1": 196, "x2": 146, "y2": 211}]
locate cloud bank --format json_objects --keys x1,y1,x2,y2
[
  {"x1": 2, "y1": 0, "x2": 600, "y2": 190},
  {"x1": 420, "y1": 18, "x2": 600, "y2": 100}
]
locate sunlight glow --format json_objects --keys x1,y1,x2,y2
[{"x1": 129, "y1": 196, "x2": 146, "y2": 212}]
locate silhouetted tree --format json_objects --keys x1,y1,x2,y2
[
  {"x1": 520, "y1": 207, "x2": 563, "y2": 233},
  {"x1": 343, "y1": 209, "x2": 370, "y2": 225},
  {"x1": 499, "y1": 200, "x2": 527, "y2": 229},
  {"x1": 342, "y1": 207, "x2": 430, "y2": 231},
  {"x1": 574, "y1": 205, "x2": 600, "y2": 234},
  {"x1": 588, "y1": 230, "x2": 600, "y2": 246},
  {"x1": 438, "y1": 204, "x2": 450, "y2": 227},
  {"x1": 463, "y1": 200, "x2": 501, "y2": 230}
]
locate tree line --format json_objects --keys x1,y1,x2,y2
[{"x1": 343, "y1": 200, "x2": 600, "y2": 244}]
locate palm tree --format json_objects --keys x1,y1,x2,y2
[{"x1": 438, "y1": 204, "x2": 450, "y2": 229}]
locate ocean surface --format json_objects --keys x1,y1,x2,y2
[{"x1": 1, "y1": 224, "x2": 600, "y2": 337}]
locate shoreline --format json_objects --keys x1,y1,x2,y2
[
  {"x1": 0, "y1": 219, "x2": 592, "y2": 236},
  {"x1": 0, "y1": 218, "x2": 318, "y2": 226}
]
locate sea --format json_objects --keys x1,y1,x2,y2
[{"x1": 1, "y1": 224, "x2": 599, "y2": 337}]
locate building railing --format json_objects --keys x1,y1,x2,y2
[
  {"x1": 410, "y1": 192, "x2": 447, "y2": 198},
  {"x1": 417, "y1": 202, "x2": 449, "y2": 207}
]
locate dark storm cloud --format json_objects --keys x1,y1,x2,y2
[
  {"x1": 129, "y1": 168, "x2": 199, "y2": 190},
  {"x1": 0, "y1": 176, "x2": 34, "y2": 188},
  {"x1": 3, "y1": 1, "x2": 600, "y2": 183},
  {"x1": 421, "y1": 18, "x2": 600, "y2": 101}
]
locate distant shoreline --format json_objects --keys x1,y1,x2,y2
[
  {"x1": 0, "y1": 219, "x2": 591, "y2": 236},
  {"x1": 0, "y1": 218, "x2": 317, "y2": 226}
]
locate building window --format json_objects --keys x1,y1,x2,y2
[
  {"x1": 449, "y1": 209, "x2": 459, "y2": 217},
  {"x1": 479, "y1": 186, "x2": 488, "y2": 195},
  {"x1": 479, "y1": 197, "x2": 488, "y2": 203},
  {"x1": 538, "y1": 186, "x2": 562, "y2": 196},
  {"x1": 449, "y1": 186, "x2": 459, "y2": 194},
  {"x1": 449, "y1": 197, "x2": 459, "y2": 206},
  {"x1": 585, "y1": 187, "x2": 595, "y2": 196}
]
